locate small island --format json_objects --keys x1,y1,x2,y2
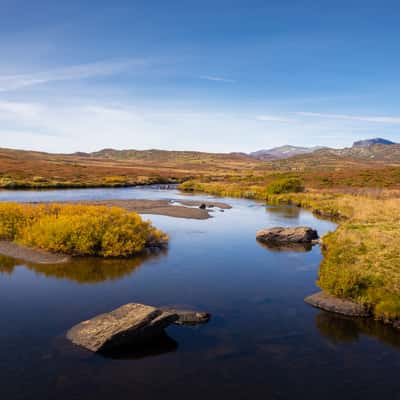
[{"x1": 0, "y1": 202, "x2": 168, "y2": 260}]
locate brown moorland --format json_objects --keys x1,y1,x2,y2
[
  {"x1": 0, "y1": 147, "x2": 261, "y2": 188},
  {"x1": 2, "y1": 146, "x2": 400, "y2": 189}
]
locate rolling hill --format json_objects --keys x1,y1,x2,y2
[
  {"x1": 353, "y1": 138, "x2": 396, "y2": 147},
  {"x1": 1, "y1": 138, "x2": 400, "y2": 189},
  {"x1": 248, "y1": 145, "x2": 324, "y2": 160}
]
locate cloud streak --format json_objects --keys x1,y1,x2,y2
[
  {"x1": 200, "y1": 75, "x2": 235, "y2": 83},
  {"x1": 0, "y1": 59, "x2": 146, "y2": 92},
  {"x1": 1, "y1": 99, "x2": 398, "y2": 153},
  {"x1": 295, "y1": 112, "x2": 400, "y2": 124},
  {"x1": 256, "y1": 114, "x2": 292, "y2": 122}
]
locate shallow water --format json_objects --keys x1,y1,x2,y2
[{"x1": 1, "y1": 187, "x2": 400, "y2": 400}]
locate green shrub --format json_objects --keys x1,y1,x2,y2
[
  {"x1": 374, "y1": 296, "x2": 400, "y2": 321},
  {"x1": 179, "y1": 181, "x2": 196, "y2": 191},
  {"x1": 266, "y1": 178, "x2": 304, "y2": 195}
]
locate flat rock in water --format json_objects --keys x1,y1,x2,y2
[
  {"x1": 66, "y1": 303, "x2": 178, "y2": 352},
  {"x1": 161, "y1": 308, "x2": 211, "y2": 325},
  {"x1": 256, "y1": 226, "x2": 318, "y2": 244},
  {"x1": 66, "y1": 303, "x2": 211, "y2": 352},
  {"x1": 304, "y1": 291, "x2": 370, "y2": 317}
]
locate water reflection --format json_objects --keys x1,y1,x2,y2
[
  {"x1": 256, "y1": 240, "x2": 312, "y2": 253},
  {"x1": 99, "y1": 331, "x2": 178, "y2": 360},
  {"x1": 0, "y1": 249, "x2": 167, "y2": 283},
  {"x1": 0, "y1": 255, "x2": 17, "y2": 274},
  {"x1": 266, "y1": 206, "x2": 301, "y2": 219},
  {"x1": 315, "y1": 311, "x2": 400, "y2": 349}
]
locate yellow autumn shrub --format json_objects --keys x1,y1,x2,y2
[{"x1": 0, "y1": 203, "x2": 168, "y2": 257}]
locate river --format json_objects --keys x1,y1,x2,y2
[{"x1": 0, "y1": 187, "x2": 399, "y2": 399}]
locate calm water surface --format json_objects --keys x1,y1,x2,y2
[{"x1": 0, "y1": 187, "x2": 399, "y2": 400}]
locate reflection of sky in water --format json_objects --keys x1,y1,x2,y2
[
  {"x1": 0, "y1": 187, "x2": 399, "y2": 400},
  {"x1": 0, "y1": 186, "x2": 215, "y2": 202}
]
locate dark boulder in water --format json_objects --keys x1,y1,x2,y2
[
  {"x1": 256, "y1": 226, "x2": 318, "y2": 244},
  {"x1": 304, "y1": 291, "x2": 370, "y2": 317},
  {"x1": 160, "y1": 308, "x2": 210, "y2": 325}
]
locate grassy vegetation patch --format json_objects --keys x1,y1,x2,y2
[
  {"x1": 0, "y1": 203, "x2": 168, "y2": 257},
  {"x1": 180, "y1": 179, "x2": 400, "y2": 322},
  {"x1": 266, "y1": 177, "x2": 304, "y2": 194}
]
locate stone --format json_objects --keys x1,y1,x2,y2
[
  {"x1": 66, "y1": 303, "x2": 178, "y2": 352},
  {"x1": 256, "y1": 226, "x2": 318, "y2": 244},
  {"x1": 67, "y1": 303, "x2": 211, "y2": 353},
  {"x1": 161, "y1": 308, "x2": 211, "y2": 325},
  {"x1": 304, "y1": 291, "x2": 370, "y2": 317}
]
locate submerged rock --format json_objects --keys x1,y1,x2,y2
[
  {"x1": 67, "y1": 303, "x2": 211, "y2": 353},
  {"x1": 161, "y1": 308, "x2": 210, "y2": 325},
  {"x1": 256, "y1": 226, "x2": 319, "y2": 244},
  {"x1": 304, "y1": 291, "x2": 370, "y2": 317}
]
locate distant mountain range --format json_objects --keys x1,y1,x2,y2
[
  {"x1": 1, "y1": 138, "x2": 400, "y2": 190},
  {"x1": 69, "y1": 137, "x2": 400, "y2": 164},
  {"x1": 248, "y1": 138, "x2": 397, "y2": 160},
  {"x1": 73, "y1": 138, "x2": 398, "y2": 163},
  {"x1": 352, "y1": 138, "x2": 396, "y2": 147},
  {"x1": 248, "y1": 145, "x2": 326, "y2": 160}
]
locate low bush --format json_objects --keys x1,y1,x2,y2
[
  {"x1": 0, "y1": 203, "x2": 168, "y2": 257},
  {"x1": 266, "y1": 177, "x2": 304, "y2": 195}
]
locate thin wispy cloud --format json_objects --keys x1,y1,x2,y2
[
  {"x1": 200, "y1": 75, "x2": 235, "y2": 83},
  {"x1": 0, "y1": 59, "x2": 146, "y2": 92},
  {"x1": 0, "y1": 99, "x2": 302, "y2": 152},
  {"x1": 0, "y1": 101, "x2": 43, "y2": 119},
  {"x1": 296, "y1": 112, "x2": 400, "y2": 124},
  {"x1": 256, "y1": 115, "x2": 292, "y2": 122},
  {"x1": 0, "y1": 98, "x2": 397, "y2": 153}
]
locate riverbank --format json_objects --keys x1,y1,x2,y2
[
  {"x1": 179, "y1": 180, "x2": 400, "y2": 327},
  {"x1": 0, "y1": 180, "x2": 181, "y2": 190},
  {"x1": 0, "y1": 240, "x2": 70, "y2": 264},
  {"x1": 32, "y1": 199, "x2": 231, "y2": 220}
]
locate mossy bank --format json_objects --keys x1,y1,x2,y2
[{"x1": 180, "y1": 178, "x2": 400, "y2": 326}]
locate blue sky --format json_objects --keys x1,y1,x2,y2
[{"x1": 1, "y1": 0, "x2": 400, "y2": 153}]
